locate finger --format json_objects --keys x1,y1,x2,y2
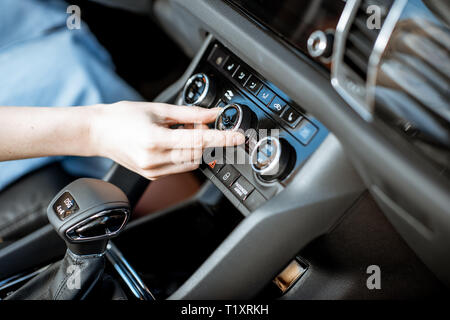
[
  {"x1": 169, "y1": 148, "x2": 204, "y2": 165},
  {"x1": 143, "y1": 162, "x2": 200, "y2": 180},
  {"x1": 158, "y1": 128, "x2": 245, "y2": 149},
  {"x1": 152, "y1": 104, "x2": 221, "y2": 124},
  {"x1": 143, "y1": 148, "x2": 204, "y2": 168},
  {"x1": 181, "y1": 123, "x2": 210, "y2": 130}
]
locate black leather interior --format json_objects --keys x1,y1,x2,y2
[
  {"x1": 0, "y1": 163, "x2": 76, "y2": 243},
  {"x1": 6, "y1": 250, "x2": 106, "y2": 300}
]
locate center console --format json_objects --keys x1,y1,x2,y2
[{"x1": 177, "y1": 41, "x2": 329, "y2": 216}]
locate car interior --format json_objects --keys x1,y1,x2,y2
[{"x1": 0, "y1": 0, "x2": 449, "y2": 300}]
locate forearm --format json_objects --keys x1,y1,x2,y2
[{"x1": 0, "y1": 106, "x2": 98, "y2": 161}]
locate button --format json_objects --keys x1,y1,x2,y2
[
  {"x1": 245, "y1": 76, "x2": 263, "y2": 95},
  {"x1": 223, "y1": 88, "x2": 236, "y2": 102},
  {"x1": 268, "y1": 96, "x2": 287, "y2": 115},
  {"x1": 231, "y1": 176, "x2": 255, "y2": 201},
  {"x1": 218, "y1": 165, "x2": 240, "y2": 187},
  {"x1": 203, "y1": 147, "x2": 225, "y2": 174},
  {"x1": 208, "y1": 159, "x2": 225, "y2": 175},
  {"x1": 257, "y1": 86, "x2": 275, "y2": 105},
  {"x1": 223, "y1": 57, "x2": 239, "y2": 76},
  {"x1": 233, "y1": 67, "x2": 251, "y2": 86},
  {"x1": 281, "y1": 107, "x2": 302, "y2": 128},
  {"x1": 208, "y1": 46, "x2": 228, "y2": 68},
  {"x1": 307, "y1": 30, "x2": 334, "y2": 59},
  {"x1": 244, "y1": 190, "x2": 266, "y2": 211},
  {"x1": 297, "y1": 120, "x2": 318, "y2": 145}
]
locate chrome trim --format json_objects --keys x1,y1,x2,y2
[
  {"x1": 332, "y1": 0, "x2": 374, "y2": 121},
  {"x1": 0, "y1": 265, "x2": 51, "y2": 293},
  {"x1": 182, "y1": 73, "x2": 210, "y2": 106},
  {"x1": 307, "y1": 30, "x2": 328, "y2": 58},
  {"x1": 67, "y1": 248, "x2": 105, "y2": 259},
  {"x1": 366, "y1": 0, "x2": 407, "y2": 110},
  {"x1": 215, "y1": 103, "x2": 243, "y2": 131},
  {"x1": 250, "y1": 136, "x2": 282, "y2": 177},
  {"x1": 65, "y1": 208, "x2": 130, "y2": 242},
  {"x1": 307, "y1": 29, "x2": 334, "y2": 64},
  {"x1": 106, "y1": 242, "x2": 155, "y2": 300},
  {"x1": 332, "y1": 0, "x2": 408, "y2": 121}
]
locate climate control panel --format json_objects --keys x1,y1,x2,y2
[{"x1": 178, "y1": 41, "x2": 329, "y2": 215}]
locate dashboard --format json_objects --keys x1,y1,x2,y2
[
  {"x1": 221, "y1": 0, "x2": 450, "y2": 179},
  {"x1": 226, "y1": 0, "x2": 345, "y2": 69}
]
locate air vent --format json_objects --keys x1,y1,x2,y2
[
  {"x1": 332, "y1": 0, "x2": 394, "y2": 119},
  {"x1": 344, "y1": 1, "x2": 392, "y2": 81},
  {"x1": 372, "y1": 17, "x2": 450, "y2": 172},
  {"x1": 334, "y1": 0, "x2": 450, "y2": 173}
]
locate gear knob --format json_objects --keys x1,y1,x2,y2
[{"x1": 47, "y1": 178, "x2": 130, "y2": 255}]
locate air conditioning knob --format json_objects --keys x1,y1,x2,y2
[
  {"x1": 215, "y1": 103, "x2": 256, "y2": 132},
  {"x1": 182, "y1": 73, "x2": 216, "y2": 107},
  {"x1": 251, "y1": 137, "x2": 293, "y2": 182}
]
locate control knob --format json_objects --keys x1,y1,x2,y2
[
  {"x1": 250, "y1": 137, "x2": 294, "y2": 182},
  {"x1": 307, "y1": 30, "x2": 334, "y2": 60},
  {"x1": 215, "y1": 103, "x2": 256, "y2": 133},
  {"x1": 182, "y1": 73, "x2": 216, "y2": 107}
]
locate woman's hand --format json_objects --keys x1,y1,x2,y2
[{"x1": 89, "y1": 101, "x2": 244, "y2": 180}]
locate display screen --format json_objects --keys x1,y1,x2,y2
[{"x1": 227, "y1": 0, "x2": 345, "y2": 60}]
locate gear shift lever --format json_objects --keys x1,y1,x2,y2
[
  {"x1": 47, "y1": 178, "x2": 130, "y2": 255},
  {"x1": 7, "y1": 178, "x2": 130, "y2": 300}
]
